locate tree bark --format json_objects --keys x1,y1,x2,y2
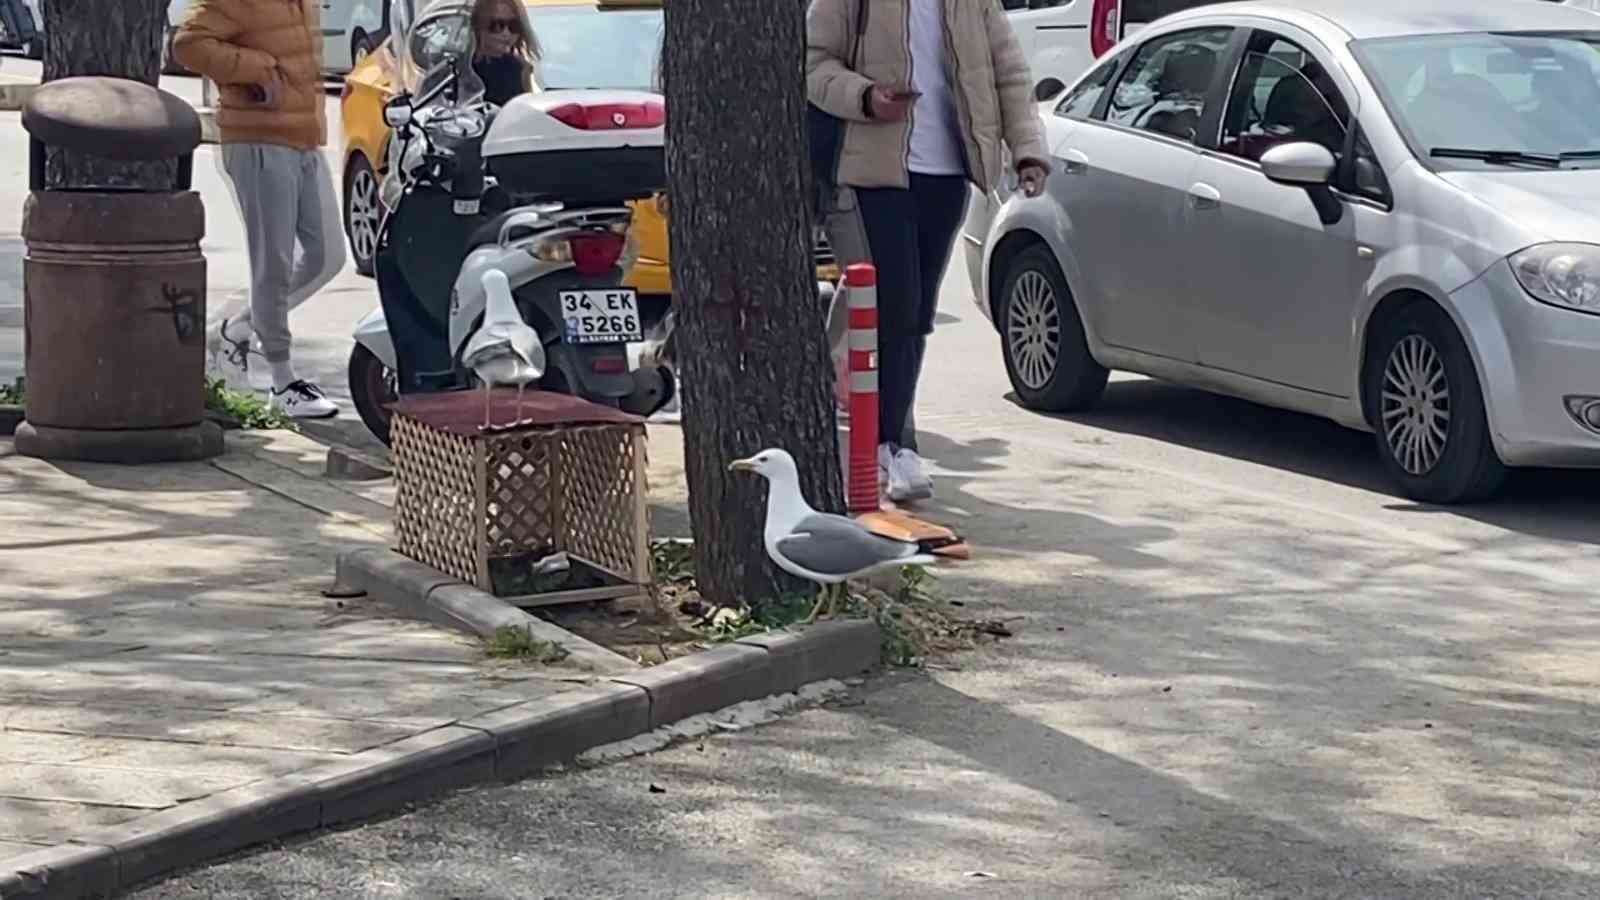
[
  {"x1": 42, "y1": 0, "x2": 172, "y2": 189},
  {"x1": 663, "y1": 0, "x2": 845, "y2": 611}
]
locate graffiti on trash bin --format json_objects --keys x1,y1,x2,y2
[{"x1": 149, "y1": 283, "x2": 200, "y2": 343}]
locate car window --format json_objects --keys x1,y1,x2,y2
[
  {"x1": 1056, "y1": 54, "x2": 1122, "y2": 119},
  {"x1": 1349, "y1": 128, "x2": 1391, "y2": 203},
  {"x1": 1105, "y1": 27, "x2": 1233, "y2": 143},
  {"x1": 1219, "y1": 35, "x2": 1351, "y2": 162}
]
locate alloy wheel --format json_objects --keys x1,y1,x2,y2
[
  {"x1": 1006, "y1": 270, "x2": 1061, "y2": 390},
  {"x1": 1380, "y1": 334, "x2": 1451, "y2": 476},
  {"x1": 348, "y1": 167, "x2": 381, "y2": 266}
]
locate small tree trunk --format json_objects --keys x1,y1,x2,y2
[
  {"x1": 663, "y1": 0, "x2": 844, "y2": 610},
  {"x1": 42, "y1": 0, "x2": 171, "y2": 189}
]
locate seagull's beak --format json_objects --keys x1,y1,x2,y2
[{"x1": 729, "y1": 458, "x2": 757, "y2": 473}]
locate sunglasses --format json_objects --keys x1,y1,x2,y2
[{"x1": 487, "y1": 18, "x2": 519, "y2": 34}]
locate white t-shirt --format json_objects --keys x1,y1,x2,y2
[{"x1": 906, "y1": 0, "x2": 966, "y2": 177}]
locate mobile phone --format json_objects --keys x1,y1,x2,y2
[{"x1": 892, "y1": 89, "x2": 922, "y2": 101}]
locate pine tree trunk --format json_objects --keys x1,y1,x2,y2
[
  {"x1": 662, "y1": 0, "x2": 845, "y2": 611},
  {"x1": 42, "y1": 0, "x2": 172, "y2": 189}
]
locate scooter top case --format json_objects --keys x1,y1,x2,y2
[{"x1": 482, "y1": 89, "x2": 666, "y2": 206}]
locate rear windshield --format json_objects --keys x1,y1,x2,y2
[{"x1": 531, "y1": 6, "x2": 664, "y2": 91}]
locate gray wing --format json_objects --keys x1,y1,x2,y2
[{"x1": 776, "y1": 513, "x2": 918, "y2": 577}]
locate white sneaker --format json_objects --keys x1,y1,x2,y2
[
  {"x1": 879, "y1": 443, "x2": 909, "y2": 501},
  {"x1": 271, "y1": 380, "x2": 338, "y2": 419},
  {"x1": 891, "y1": 447, "x2": 935, "y2": 503}
]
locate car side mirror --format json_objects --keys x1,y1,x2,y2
[
  {"x1": 384, "y1": 96, "x2": 413, "y2": 129},
  {"x1": 1262, "y1": 141, "x2": 1344, "y2": 226},
  {"x1": 1034, "y1": 77, "x2": 1066, "y2": 103},
  {"x1": 1260, "y1": 141, "x2": 1336, "y2": 186}
]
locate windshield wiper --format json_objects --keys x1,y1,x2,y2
[
  {"x1": 1429, "y1": 147, "x2": 1562, "y2": 168},
  {"x1": 1558, "y1": 150, "x2": 1600, "y2": 161}
]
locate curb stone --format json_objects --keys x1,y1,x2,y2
[
  {"x1": 334, "y1": 547, "x2": 637, "y2": 675},
  {"x1": 612, "y1": 643, "x2": 774, "y2": 729},
  {"x1": 323, "y1": 445, "x2": 390, "y2": 481},
  {"x1": 0, "y1": 619, "x2": 881, "y2": 898}
]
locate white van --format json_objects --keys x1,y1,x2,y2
[
  {"x1": 321, "y1": 0, "x2": 387, "y2": 75},
  {"x1": 1005, "y1": 0, "x2": 1227, "y2": 92}
]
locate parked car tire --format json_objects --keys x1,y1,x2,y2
[
  {"x1": 348, "y1": 343, "x2": 396, "y2": 446},
  {"x1": 1364, "y1": 302, "x2": 1507, "y2": 504},
  {"x1": 351, "y1": 29, "x2": 375, "y2": 69},
  {"x1": 997, "y1": 244, "x2": 1108, "y2": 412},
  {"x1": 343, "y1": 153, "x2": 381, "y2": 277}
]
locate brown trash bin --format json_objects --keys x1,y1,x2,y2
[{"x1": 13, "y1": 76, "x2": 221, "y2": 463}]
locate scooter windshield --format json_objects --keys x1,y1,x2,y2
[{"x1": 397, "y1": 0, "x2": 487, "y2": 109}]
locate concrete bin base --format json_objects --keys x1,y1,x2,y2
[{"x1": 14, "y1": 420, "x2": 223, "y2": 464}]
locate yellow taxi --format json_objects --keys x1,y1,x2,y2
[{"x1": 340, "y1": 0, "x2": 836, "y2": 294}]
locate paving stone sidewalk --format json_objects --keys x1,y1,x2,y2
[{"x1": 0, "y1": 430, "x2": 630, "y2": 870}]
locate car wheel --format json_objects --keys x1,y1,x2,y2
[
  {"x1": 348, "y1": 343, "x2": 396, "y2": 446},
  {"x1": 351, "y1": 29, "x2": 374, "y2": 69},
  {"x1": 1365, "y1": 303, "x2": 1506, "y2": 504},
  {"x1": 343, "y1": 154, "x2": 381, "y2": 277},
  {"x1": 997, "y1": 244, "x2": 1108, "y2": 412}
]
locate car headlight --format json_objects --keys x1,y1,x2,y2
[{"x1": 1509, "y1": 242, "x2": 1600, "y2": 315}]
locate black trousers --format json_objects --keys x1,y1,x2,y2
[
  {"x1": 375, "y1": 243, "x2": 456, "y2": 394},
  {"x1": 855, "y1": 173, "x2": 968, "y2": 453}
]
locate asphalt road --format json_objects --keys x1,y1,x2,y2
[{"x1": 3, "y1": 59, "x2": 1599, "y2": 898}]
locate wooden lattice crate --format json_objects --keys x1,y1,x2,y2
[{"x1": 389, "y1": 390, "x2": 648, "y2": 602}]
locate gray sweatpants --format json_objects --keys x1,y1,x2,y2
[{"x1": 218, "y1": 144, "x2": 344, "y2": 364}]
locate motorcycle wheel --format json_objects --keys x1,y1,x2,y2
[{"x1": 348, "y1": 344, "x2": 398, "y2": 446}]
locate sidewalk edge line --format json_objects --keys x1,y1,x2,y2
[{"x1": 0, "y1": 618, "x2": 880, "y2": 899}]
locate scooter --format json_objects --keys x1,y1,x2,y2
[{"x1": 347, "y1": 0, "x2": 673, "y2": 444}]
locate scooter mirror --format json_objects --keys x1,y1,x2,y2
[{"x1": 384, "y1": 97, "x2": 414, "y2": 129}]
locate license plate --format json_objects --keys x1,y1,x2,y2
[{"x1": 559, "y1": 289, "x2": 643, "y2": 344}]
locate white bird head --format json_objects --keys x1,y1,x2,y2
[{"x1": 729, "y1": 448, "x2": 799, "y2": 481}]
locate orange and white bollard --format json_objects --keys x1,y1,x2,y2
[{"x1": 845, "y1": 263, "x2": 880, "y2": 513}]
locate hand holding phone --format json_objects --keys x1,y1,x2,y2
[{"x1": 869, "y1": 84, "x2": 913, "y2": 121}]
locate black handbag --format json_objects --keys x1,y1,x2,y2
[{"x1": 808, "y1": 0, "x2": 869, "y2": 216}]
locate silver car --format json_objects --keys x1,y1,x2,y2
[{"x1": 966, "y1": 0, "x2": 1600, "y2": 503}]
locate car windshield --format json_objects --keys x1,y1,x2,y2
[
  {"x1": 531, "y1": 6, "x2": 663, "y2": 90},
  {"x1": 1355, "y1": 30, "x2": 1600, "y2": 168}
]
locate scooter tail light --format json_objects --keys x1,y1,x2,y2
[
  {"x1": 591, "y1": 357, "x2": 628, "y2": 374},
  {"x1": 548, "y1": 101, "x2": 666, "y2": 131},
  {"x1": 569, "y1": 231, "x2": 628, "y2": 276}
]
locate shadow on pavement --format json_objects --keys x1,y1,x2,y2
[{"x1": 1014, "y1": 379, "x2": 1600, "y2": 546}]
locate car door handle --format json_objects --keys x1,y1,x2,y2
[
  {"x1": 1188, "y1": 182, "x2": 1222, "y2": 210},
  {"x1": 1060, "y1": 149, "x2": 1090, "y2": 175}
]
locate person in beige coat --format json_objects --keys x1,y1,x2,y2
[{"x1": 808, "y1": 0, "x2": 1049, "y2": 502}]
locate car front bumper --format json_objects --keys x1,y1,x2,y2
[{"x1": 1454, "y1": 261, "x2": 1600, "y2": 468}]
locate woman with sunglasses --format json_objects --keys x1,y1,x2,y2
[{"x1": 472, "y1": 0, "x2": 541, "y2": 105}]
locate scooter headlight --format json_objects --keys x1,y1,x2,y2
[{"x1": 1509, "y1": 243, "x2": 1600, "y2": 315}]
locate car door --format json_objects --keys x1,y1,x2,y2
[
  {"x1": 1056, "y1": 24, "x2": 1234, "y2": 362},
  {"x1": 1183, "y1": 27, "x2": 1369, "y2": 397}
]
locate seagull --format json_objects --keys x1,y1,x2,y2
[
  {"x1": 730, "y1": 448, "x2": 936, "y2": 623},
  {"x1": 461, "y1": 268, "x2": 544, "y2": 428}
]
